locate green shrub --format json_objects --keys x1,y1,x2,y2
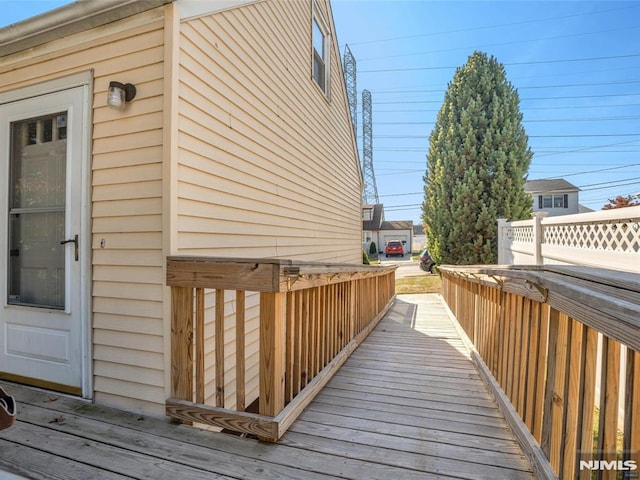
[{"x1": 369, "y1": 241, "x2": 377, "y2": 255}]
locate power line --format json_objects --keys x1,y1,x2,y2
[
  {"x1": 532, "y1": 133, "x2": 640, "y2": 138},
  {"x1": 371, "y1": 93, "x2": 640, "y2": 105},
  {"x1": 372, "y1": 103, "x2": 640, "y2": 113},
  {"x1": 374, "y1": 116, "x2": 640, "y2": 125},
  {"x1": 368, "y1": 65, "x2": 640, "y2": 95},
  {"x1": 367, "y1": 133, "x2": 640, "y2": 139},
  {"x1": 379, "y1": 191, "x2": 423, "y2": 197},
  {"x1": 546, "y1": 164, "x2": 640, "y2": 178},
  {"x1": 358, "y1": 24, "x2": 640, "y2": 63},
  {"x1": 377, "y1": 174, "x2": 640, "y2": 198},
  {"x1": 360, "y1": 53, "x2": 640, "y2": 73},
  {"x1": 582, "y1": 189, "x2": 640, "y2": 203},
  {"x1": 577, "y1": 176, "x2": 640, "y2": 189},
  {"x1": 533, "y1": 139, "x2": 640, "y2": 158},
  {"x1": 383, "y1": 203, "x2": 423, "y2": 210},
  {"x1": 373, "y1": 79, "x2": 640, "y2": 94},
  {"x1": 581, "y1": 179, "x2": 640, "y2": 192},
  {"x1": 348, "y1": 5, "x2": 638, "y2": 46}
]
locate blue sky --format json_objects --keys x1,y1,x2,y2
[
  {"x1": 3, "y1": 1, "x2": 639, "y2": 223},
  {"x1": 330, "y1": 1, "x2": 640, "y2": 222}
]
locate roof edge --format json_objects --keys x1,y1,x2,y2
[{"x1": 0, "y1": 0, "x2": 174, "y2": 57}]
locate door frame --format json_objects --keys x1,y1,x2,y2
[{"x1": 0, "y1": 71, "x2": 93, "y2": 398}]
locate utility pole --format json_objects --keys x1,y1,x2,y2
[
  {"x1": 362, "y1": 89, "x2": 379, "y2": 204},
  {"x1": 343, "y1": 44, "x2": 357, "y2": 138}
]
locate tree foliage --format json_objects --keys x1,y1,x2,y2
[
  {"x1": 422, "y1": 51, "x2": 532, "y2": 265},
  {"x1": 602, "y1": 194, "x2": 640, "y2": 210}
]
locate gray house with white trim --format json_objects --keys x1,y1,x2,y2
[{"x1": 525, "y1": 179, "x2": 580, "y2": 217}]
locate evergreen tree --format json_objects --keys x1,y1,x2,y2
[{"x1": 422, "y1": 51, "x2": 532, "y2": 264}]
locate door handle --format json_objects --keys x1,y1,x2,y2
[{"x1": 60, "y1": 234, "x2": 79, "y2": 261}]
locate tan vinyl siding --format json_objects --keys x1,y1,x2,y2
[
  {"x1": 0, "y1": 8, "x2": 167, "y2": 414},
  {"x1": 177, "y1": 0, "x2": 362, "y2": 262},
  {"x1": 200, "y1": 292, "x2": 261, "y2": 408},
  {"x1": 0, "y1": 0, "x2": 362, "y2": 417},
  {"x1": 88, "y1": 13, "x2": 166, "y2": 412},
  {"x1": 177, "y1": 0, "x2": 362, "y2": 409}
]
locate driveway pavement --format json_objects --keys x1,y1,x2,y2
[{"x1": 378, "y1": 257, "x2": 425, "y2": 278}]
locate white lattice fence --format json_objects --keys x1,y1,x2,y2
[
  {"x1": 544, "y1": 219, "x2": 640, "y2": 252},
  {"x1": 508, "y1": 225, "x2": 534, "y2": 243},
  {"x1": 498, "y1": 206, "x2": 640, "y2": 272}
]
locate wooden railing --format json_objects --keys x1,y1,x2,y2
[
  {"x1": 165, "y1": 256, "x2": 395, "y2": 441},
  {"x1": 441, "y1": 265, "x2": 640, "y2": 480}
]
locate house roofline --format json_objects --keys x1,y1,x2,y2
[
  {"x1": 0, "y1": 0, "x2": 173, "y2": 57},
  {"x1": 527, "y1": 188, "x2": 580, "y2": 194}
]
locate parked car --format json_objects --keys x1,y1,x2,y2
[
  {"x1": 419, "y1": 249, "x2": 436, "y2": 273},
  {"x1": 384, "y1": 240, "x2": 404, "y2": 257}
]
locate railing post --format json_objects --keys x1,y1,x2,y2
[
  {"x1": 597, "y1": 337, "x2": 621, "y2": 480},
  {"x1": 236, "y1": 290, "x2": 246, "y2": 411},
  {"x1": 349, "y1": 279, "x2": 356, "y2": 340},
  {"x1": 497, "y1": 218, "x2": 508, "y2": 265},
  {"x1": 215, "y1": 289, "x2": 225, "y2": 408},
  {"x1": 532, "y1": 212, "x2": 548, "y2": 265},
  {"x1": 542, "y1": 308, "x2": 569, "y2": 474},
  {"x1": 624, "y1": 350, "x2": 640, "y2": 476},
  {"x1": 171, "y1": 286, "x2": 194, "y2": 403},
  {"x1": 259, "y1": 291, "x2": 287, "y2": 418}
]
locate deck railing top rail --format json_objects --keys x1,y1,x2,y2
[
  {"x1": 167, "y1": 256, "x2": 396, "y2": 293},
  {"x1": 440, "y1": 264, "x2": 640, "y2": 352}
]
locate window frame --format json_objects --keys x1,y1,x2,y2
[
  {"x1": 539, "y1": 194, "x2": 569, "y2": 209},
  {"x1": 311, "y1": 5, "x2": 330, "y2": 98}
]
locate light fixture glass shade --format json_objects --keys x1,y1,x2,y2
[{"x1": 107, "y1": 83, "x2": 126, "y2": 110}]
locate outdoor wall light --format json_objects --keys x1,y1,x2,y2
[{"x1": 107, "y1": 81, "x2": 136, "y2": 110}]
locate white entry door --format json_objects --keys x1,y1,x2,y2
[{"x1": 0, "y1": 85, "x2": 89, "y2": 395}]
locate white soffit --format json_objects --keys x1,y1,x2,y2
[
  {"x1": 177, "y1": 0, "x2": 262, "y2": 20},
  {"x1": 0, "y1": 0, "x2": 172, "y2": 57}
]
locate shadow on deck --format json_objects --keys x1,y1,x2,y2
[{"x1": 0, "y1": 294, "x2": 533, "y2": 480}]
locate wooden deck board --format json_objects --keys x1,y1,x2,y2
[
  {"x1": 0, "y1": 293, "x2": 534, "y2": 479},
  {"x1": 281, "y1": 429, "x2": 535, "y2": 480},
  {"x1": 0, "y1": 439, "x2": 132, "y2": 480},
  {"x1": 306, "y1": 400, "x2": 515, "y2": 440}
]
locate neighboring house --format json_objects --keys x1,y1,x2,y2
[
  {"x1": 412, "y1": 224, "x2": 426, "y2": 252},
  {"x1": 578, "y1": 204, "x2": 595, "y2": 214},
  {"x1": 525, "y1": 179, "x2": 580, "y2": 217},
  {"x1": 0, "y1": 0, "x2": 361, "y2": 417},
  {"x1": 379, "y1": 221, "x2": 413, "y2": 254},
  {"x1": 362, "y1": 203, "x2": 384, "y2": 248},
  {"x1": 362, "y1": 204, "x2": 413, "y2": 254}
]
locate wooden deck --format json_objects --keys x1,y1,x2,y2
[{"x1": 0, "y1": 294, "x2": 534, "y2": 479}]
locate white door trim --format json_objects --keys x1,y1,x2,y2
[{"x1": 0, "y1": 71, "x2": 93, "y2": 398}]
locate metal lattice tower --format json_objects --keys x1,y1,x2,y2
[
  {"x1": 361, "y1": 89, "x2": 379, "y2": 204},
  {"x1": 343, "y1": 44, "x2": 357, "y2": 137}
]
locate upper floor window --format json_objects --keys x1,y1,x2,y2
[
  {"x1": 539, "y1": 194, "x2": 568, "y2": 209},
  {"x1": 312, "y1": 14, "x2": 329, "y2": 94}
]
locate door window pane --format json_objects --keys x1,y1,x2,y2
[{"x1": 8, "y1": 113, "x2": 67, "y2": 308}]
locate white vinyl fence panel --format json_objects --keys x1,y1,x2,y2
[{"x1": 498, "y1": 206, "x2": 640, "y2": 272}]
